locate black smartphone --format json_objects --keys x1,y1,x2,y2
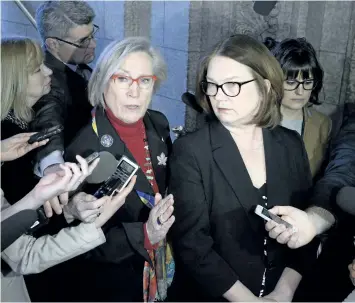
[
  {"x1": 85, "y1": 152, "x2": 100, "y2": 165},
  {"x1": 254, "y1": 205, "x2": 298, "y2": 233},
  {"x1": 28, "y1": 125, "x2": 64, "y2": 144}
]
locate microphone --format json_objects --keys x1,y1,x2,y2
[
  {"x1": 85, "y1": 151, "x2": 118, "y2": 184},
  {"x1": 1, "y1": 209, "x2": 38, "y2": 251},
  {"x1": 253, "y1": 1, "x2": 277, "y2": 16},
  {"x1": 336, "y1": 187, "x2": 355, "y2": 216},
  {"x1": 181, "y1": 92, "x2": 203, "y2": 113}
]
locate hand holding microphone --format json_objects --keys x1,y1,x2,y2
[{"x1": 43, "y1": 155, "x2": 100, "y2": 217}]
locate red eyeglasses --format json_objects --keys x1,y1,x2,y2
[{"x1": 110, "y1": 74, "x2": 157, "y2": 89}]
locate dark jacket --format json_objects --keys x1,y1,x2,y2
[
  {"x1": 168, "y1": 121, "x2": 319, "y2": 301},
  {"x1": 292, "y1": 104, "x2": 355, "y2": 302},
  {"x1": 310, "y1": 103, "x2": 355, "y2": 212},
  {"x1": 1, "y1": 117, "x2": 39, "y2": 204},
  {"x1": 30, "y1": 51, "x2": 92, "y2": 163},
  {"x1": 26, "y1": 107, "x2": 172, "y2": 302}
]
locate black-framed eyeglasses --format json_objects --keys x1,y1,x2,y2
[
  {"x1": 201, "y1": 79, "x2": 256, "y2": 97},
  {"x1": 47, "y1": 24, "x2": 99, "y2": 49},
  {"x1": 284, "y1": 79, "x2": 317, "y2": 91}
]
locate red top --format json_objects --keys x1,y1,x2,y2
[{"x1": 106, "y1": 107, "x2": 159, "y2": 250}]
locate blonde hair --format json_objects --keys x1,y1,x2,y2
[
  {"x1": 1, "y1": 37, "x2": 43, "y2": 122},
  {"x1": 88, "y1": 37, "x2": 167, "y2": 108}
]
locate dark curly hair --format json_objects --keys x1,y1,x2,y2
[{"x1": 264, "y1": 37, "x2": 324, "y2": 105}]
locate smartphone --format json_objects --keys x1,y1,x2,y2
[
  {"x1": 94, "y1": 156, "x2": 138, "y2": 198},
  {"x1": 28, "y1": 125, "x2": 64, "y2": 144},
  {"x1": 254, "y1": 205, "x2": 297, "y2": 232}
]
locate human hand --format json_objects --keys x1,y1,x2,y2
[
  {"x1": 262, "y1": 288, "x2": 293, "y2": 303},
  {"x1": 95, "y1": 176, "x2": 137, "y2": 228},
  {"x1": 265, "y1": 205, "x2": 317, "y2": 249},
  {"x1": 43, "y1": 155, "x2": 100, "y2": 217},
  {"x1": 146, "y1": 193, "x2": 175, "y2": 245},
  {"x1": 1, "y1": 132, "x2": 48, "y2": 162}
]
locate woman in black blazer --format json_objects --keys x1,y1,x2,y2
[
  {"x1": 26, "y1": 37, "x2": 176, "y2": 302},
  {"x1": 169, "y1": 35, "x2": 319, "y2": 302}
]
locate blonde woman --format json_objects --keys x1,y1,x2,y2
[{"x1": 1, "y1": 37, "x2": 52, "y2": 203}]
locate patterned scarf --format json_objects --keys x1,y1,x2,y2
[{"x1": 138, "y1": 128, "x2": 175, "y2": 302}]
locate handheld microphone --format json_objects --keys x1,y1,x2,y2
[
  {"x1": 336, "y1": 187, "x2": 355, "y2": 216},
  {"x1": 1, "y1": 209, "x2": 38, "y2": 251},
  {"x1": 85, "y1": 151, "x2": 118, "y2": 184}
]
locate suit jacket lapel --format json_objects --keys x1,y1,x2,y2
[{"x1": 210, "y1": 122, "x2": 261, "y2": 231}]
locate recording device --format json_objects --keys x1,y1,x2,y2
[
  {"x1": 1, "y1": 209, "x2": 38, "y2": 251},
  {"x1": 28, "y1": 125, "x2": 64, "y2": 144},
  {"x1": 85, "y1": 151, "x2": 118, "y2": 184},
  {"x1": 254, "y1": 205, "x2": 297, "y2": 232},
  {"x1": 336, "y1": 187, "x2": 355, "y2": 216},
  {"x1": 93, "y1": 156, "x2": 138, "y2": 198}
]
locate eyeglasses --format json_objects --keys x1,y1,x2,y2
[
  {"x1": 110, "y1": 74, "x2": 157, "y2": 90},
  {"x1": 48, "y1": 24, "x2": 99, "y2": 49},
  {"x1": 284, "y1": 79, "x2": 317, "y2": 91},
  {"x1": 201, "y1": 79, "x2": 256, "y2": 97}
]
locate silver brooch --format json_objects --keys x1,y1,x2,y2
[{"x1": 100, "y1": 134, "x2": 114, "y2": 148}]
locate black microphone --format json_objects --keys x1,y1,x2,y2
[
  {"x1": 85, "y1": 151, "x2": 118, "y2": 184},
  {"x1": 181, "y1": 92, "x2": 203, "y2": 113},
  {"x1": 253, "y1": 1, "x2": 277, "y2": 16},
  {"x1": 1, "y1": 209, "x2": 38, "y2": 251},
  {"x1": 336, "y1": 187, "x2": 355, "y2": 216}
]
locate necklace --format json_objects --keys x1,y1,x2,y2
[{"x1": 140, "y1": 122, "x2": 156, "y2": 189}]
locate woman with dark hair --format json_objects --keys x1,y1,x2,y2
[
  {"x1": 169, "y1": 34, "x2": 321, "y2": 302},
  {"x1": 264, "y1": 37, "x2": 332, "y2": 178}
]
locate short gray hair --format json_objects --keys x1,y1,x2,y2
[
  {"x1": 89, "y1": 37, "x2": 167, "y2": 107},
  {"x1": 36, "y1": 1, "x2": 95, "y2": 43}
]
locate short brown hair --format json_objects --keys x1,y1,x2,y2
[
  {"x1": 196, "y1": 34, "x2": 284, "y2": 128},
  {"x1": 1, "y1": 37, "x2": 43, "y2": 122}
]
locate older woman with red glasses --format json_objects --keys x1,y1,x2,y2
[{"x1": 41, "y1": 37, "x2": 176, "y2": 302}]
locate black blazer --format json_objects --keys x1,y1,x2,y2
[
  {"x1": 30, "y1": 51, "x2": 93, "y2": 162},
  {"x1": 26, "y1": 107, "x2": 172, "y2": 302},
  {"x1": 169, "y1": 121, "x2": 319, "y2": 301}
]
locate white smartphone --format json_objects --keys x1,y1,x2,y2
[
  {"x1": 94, "y1": 156, "x2": 138, "y2": 198},
  {"x1": 254, "y1": 205, "x2": 297, "y2": 233}
]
